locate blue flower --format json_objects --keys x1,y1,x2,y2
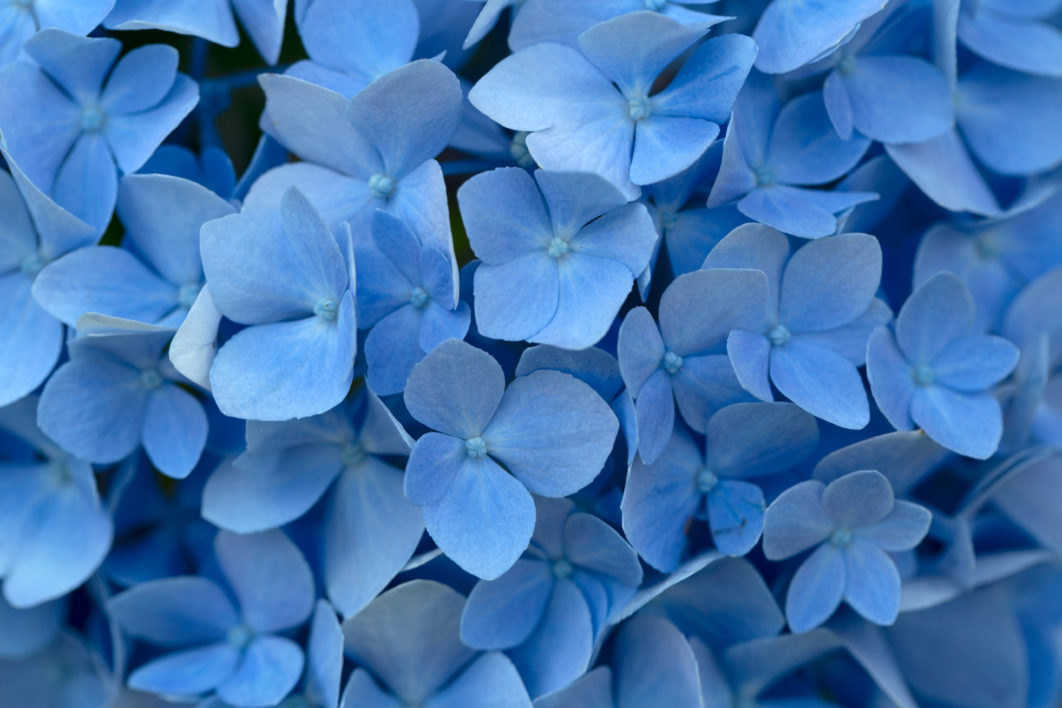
[
  {"x1": 704, "y1": 224, "x2": 891, "y2": 429},
  {"x1": 37, "y1": 316, "x2": 208, "y2": 478},
  {"x1": 762, "y1": 469, "x2": 931, "y2": 631},
  {"x1": 0, "y1": 396, "x2": 112, "y2": 608},
  {"x1": 622, "y1": 402, "x2": 817, "y2": 570},
  {"x1": 0, "y1": 151, "x2": 97, "y2": 406},
  {"x1": 358, "y1": 211, "x2": 470, "y2": 395},
  {"x1": 0, "y1": 30, "x2": 198, "y2": 231},
  {"x1": 0, "y1": 0, "x2": 113, "y2": 66},
  {"x1": 470, "y1": 12, "x2": 755, "y2": 198},
  {"x1": 866, "y1": 271, "x2": 1020, "y2": 459},
  {"x1": 286, "y1": 0, "x2": 420, "y2": 98},
  {"x1": 33, "y1": 174, "x2": 236, "y2": 328},
  {"x1": 196, "y1": 187, "x2": 356, "y2": 421},
  {"x1": 458, "y1": 168, "x2": 656, "y2": 350},
  {"x1": 460, "y1": 497, "x2": 643, "y2": 697},
  {"x1": 109, "y1": 530, "x2": 314, "y2": 707},
  {"x1": 341, "y1": 580, "x2": 533, "y2": 707},
  {"x1": 202, "y1": 388, "x2": 423, "y2": 618},
  {"x1": 249, "y1": 59, "x2": 462, "y2": 264},
  {"x1": 617, "y1": 268, "x2": 769, "y2": 463},
  {"x1": 105, "y1": 0, "x2": 288, "y2": 64},
  {"x1": 752, "y1": 0, "x2": 887, "y2": 74},
  {"x1": 957, "y1": 0, "x2": 1062, "y2": 78},
  {"x1": 402, "y1": 339, "x2": 618, "y2": 578},
  {"x1": 708, "y1": 75, "x2": 877, "y2": 239}
]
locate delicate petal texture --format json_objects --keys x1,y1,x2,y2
[
  {"x1": 128, "y1": 644, "x2": 241, "y2": 698},
  {"x1": 910, "y1": 386, "x2": 1003, "y2": 460},
  {"x1": 461, "y1": 560, "x2": 553, "y2": 649},
  {"x1": 821, "y1": 470, "x2": 893, "y2": 529},
  {"x1": 0, "y1": 275, "x2": 63, "y2": 407},
  {"x1": 404, "y1": 339, "x2": 505, "y2": 438},
  {"x1": 141, "y1": 384, "x2": 208, "y2": 479},
  {"x1": 786, "y1": 543, "x2": 845, "y2": 633},
  {"x1": 770, "y1": 337, "x2": 870, "y2": 429},
  {"x1": 762, "y1": 480, "x2": 832, "y2": 560},
  {"x1": 109, "y1": 577, "x2": 236, "y2": 646},
  {"x1": 842, "y1": 540, "x2": 901, "y2": 625},
  {"x1": 779, "y1": 234, "x2": 881, "y2": 333},
  {"x1": 753, "y1": 0, "x2": 887, "y2": 74},
  {"x1": 614, "y1": 614, "x2": 702, "y2": 708},
  {"x1": 858, "y1": 502, "x2": 932, "y2": 552},
  {"x1": 427, "y1": 652, "x2": 532, "y2": 708},
  {"x1": 216, "y1": 636, "x2": 304, "y2": 708},
  {"x1": 707, "y1": 480, "x2": 766, "y2": 557}
]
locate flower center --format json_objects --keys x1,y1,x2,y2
[
  {"x1": 551, "y1": 558, "x2": 573, "y2": 578},
  {"x1": 226, "y1": 625, "x2": 254, "y2": 649},
  {"x1": 314, "y1": 298, "x2": 338, "y2": 321},
  {"x1": 662, "y1": 351, "x2": 684, "y2": 375},
  {"x1": 837, "y1": 55, "x2": 858, "y2": 75},
  {"x1": 547, "y1": 236, "x2": 570, "y2": 258},
  {"x1": 47, "y1": 458, "x2": 72, "y2": 487},
  {"x1": 177, "y1": 283, "x2": 200, "y2": 308},
  {"x1": 20, "y1": 252, "x2": 43, "y2": 277},
  {"x1": 754, "y1": 165, "x2": 776, "y2": 186},
  {"x1": 465, "y1": 436, "x2": 488, "y2": 458},
  {"x1": 80, "y1": 105, "x2": 106, "y2": 133},
  {"x1": 340, "y1": 443, "x2": 366, "y2": 467},
  {"x1": 410, "y1": 286, "x2": 429, "y2": 309},
  {"x1": 767, "y1": 324, "x2": 790, "y2": 347},
  {"x1": 974, "y1": 234, "x2": 998, "y2": 259},
  {"x1": 627, "y1": 95, "x2": 653, "y2": 121},
  {"x1": 510, "y1": 131, "x2": 535, "y2": 168},
  {"x1": 831, "y1": 528, "x2": 853, "y2": 547},
  {"x1": 911, "y1": 364, "x2": 935, "y2": 387},
  {"x1": 368, "y1": 174, "x2": 395, "y2": 199},
  {"x1": 696, "y1": 467, "x2": 718, "y2": 493},
  {"x1": 140, "y1": 368, "x2": 163, "y2": 390},
  {"x1": 659, "y1": 210, "x2": 679, "y2": 231}
]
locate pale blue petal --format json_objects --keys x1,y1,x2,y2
[
  {"x1": 306, "y1": 601, "x2": 344, "y2": 708},
  {"x1": 786, "y1": 543, "x2": 845, "y2": 633},
  {"x1": 403, "y1": 339, "x2": 504, "y2": 438},
  {"x1": 51, "y1": 133, "x2": 118, "y2": 234},
  {"x1": 299, "y1": 0, "x2": 417, "y2": 81},
  {"x1": 672, "y1": 353, "x2": 754, "y2": 433},
  {"x1": 485, "y1": 369, "x2": 617, "y2": 497},
  {"x1": 857, "y1": 501, "x2": 931, "y2": 552},
  {"x1": 365, "y1": 306, "x2": 430, "y2": 395},
  {"x1": 231, "y1": 0, "x2": 287, "y2": 64},
  {"x1": 405, "y1": 433, "x2": 467, "y2": 507},
  {"x1": 461, "y1": 559, "x2": 553, "y2": 649},
  {"x1": 799, "y1": 297, "x2": 891, "y2": 365},
  {"x1": 910, "y1": 386, "x2": 1002, "y2": 459},
  {"x1": 104, "y1": 0, "x2": 239, "y2": 46},
  {"x1": 651, "y1": 33, "x2": 758, "y2": 124},
  {"x1": 958, "y1": 10, "x2": 1062, "y2": 78},
  {"x1": 660, "y1": 268, "x2": 770, "y2": 355},
  {"x1": 752, "y1": 0, "x2": 886, "y2": 74},
  {"x1": 706, "y1": 401, "x2": 819, "y2": 478},
  {"x1": 101, "y1": 74, "x2": 199, "y2": 174},
  {"x1": 768, "y1": 91, "x2": 871, "y2": 185},
  {"x1": 128, "y1": 643, "x2": 240, "y2": 698},
  {"x1": 420, "y1": 302, "x2": 471, "y2": 353},
  {"x1": 884, "y1": 129, "x2": 1000, "y2": 217},
  {"x1": 109, "y1": 577, "x2": 237, "y2": 646},
  {"x1": 634, "y1": 369, "x2": 675, "y2": 464},
  {"x1": 99, "y1": 44, "x2": 178, "y2": 114},
  {"x1": 738, "y1": 185, "x2": 876, "y2": 240},
  {"x1": 707, "y1": 480, "x2": 766, "y2": 557},
  {"x1": 895, "y1": 271, "x2": 976, "y2": 364},
  {"x1": 614, "y1": 614, "x2": 701, "y2": 708},
  {"x1": 930, "y1": 335, "x2": 1019, "y2": 391},
  {"x1": 528, "y1": 255, "x2": 633, "y2": 350},
  {"x1": 215, "y1": 530, "x2": 314, "y2": 634},
  {"x1": 23, "y1": 30, "x2": 119, "y2": 101},
  {"x1": 865, "y1": 326, "x2": 916, "y2": 431},
  {"x1": 459, "y1": 168, "x2": 552, "y2": 263},
  {"x1": 617, "y1": 306, "x2": 666, "y2": 396},
  {"x1": 779, "y1": 234, "x2": 882, "y2": 332},
  {"x1": 701, "y1": 223, "x2": 789, "y2": 311},
  {"x1": 508, "y1": 579, "x2": 594, "y2": 698},
  {"x1": 762, "y1": 480, "x2": 832, "y2": 560},
  {"x1": 0, "y1": 274, "x2": 63, "y2": 407},
  {"x1": 473, "y1": 254, "x2": 559, "y2": 343},
  {"x1": 141, "y1": 383, "x2": 207, "y2": 479},
  {"x1": 427, "y1": 652, "x2": 531, "y2": 708},
  {"x1": 770, "y1": 336, "x2": 870, "y2": 429},
  {"x1": 535, "y1": 170, "x2": 628, "y2": 239},
  {"x1": 216, "y1": 636, "x2": 304, "y2": 708},
  {"x1": 842, "y1": 540, "x2": 901, "y2": 625},
  {"x1": 727, "y1": 329, "x2": 773, "y2": 402},
  {"x1": 821, "y1": 469, "x2": 893, "y2": 529},
  {"x1": 340, "y1": 670, "x2": 402, "y2": 708},
  {"x1": 630, "y1": 117, "x2": 719, "y2": 186}
]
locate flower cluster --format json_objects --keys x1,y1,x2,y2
[{"x1": 2, "y1": 1, "x2": 1061, "y2": 706}]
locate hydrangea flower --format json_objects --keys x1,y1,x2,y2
[
  {"x1": 470, "y1": 12, "x2": 755, "y2": 198},
  {"x1": 703, "y1": 224, "x2": 890, "y2": 429},
  {"x1": 202, "y1": 389, "x2": 422, "y2": 618},
  {"x1": 341, "y1": 580, "x2": 532, "y2": 707},
  {"x1": 957, "y1": 0, "x2": 1062, "y2": 78},
  {"x1": 617, "y1": 267, "x2": 769, "y2": 463},
  {"x1": 105, "y1": 0, "x2": 288, "y2": 64},
  {"x1": 751, "y1": 0, "x2": 886, "y2": 74},
  {"x1": 195, "y1": 187, "x2": 356, "y2": 421},
  {"x1": 508, "y1": 0, "x2": 729, "y2": 51},
  {"x1": 622, "y1": 402, "x2": 817, "y2": 570},
  {"x1": 762, "y1": 470, "x2": 931, "y2": 631},
  {"x1": 402, "y1": 339, "x2": 618, "y2": 578},
  {"x1": 707, "y1": 77, "x2": 877, "y2": 239},
  {"x1": 37, "y1": 316, "x2": 208, "y2": 479},
  {"x1": 460, "y1": 498, "x2": 643, "y2": 697},
  {"x1": 33, "y1": 174, "x2": 235, "y2": 328},
  {"x1": 0, "y1": 30, "x2": 198, "y2": 231},
  {"x1": 286, "y1": 0, "x2": 419, "y2": 98},
  {"x1": 250, "y1": 59, "x2": 462, "y2": 271},
  {"x1": 458, "y1": 168, "x2": 656, "y2": 350},
  {"x1": 0, "y1": 397, "x2": 112, "y2": 608},
  {"x1": 866, "y1": 271, "x2": 1020, "y2": 459},
  {"x1": 109, "y1": 530, "x2": 314, "y2": 707},
  {"x1": 0, "y1": 0, "x2": 114, "y2": 66},
  {"x1": 0, "y1": 151, "x2": 97, "y2": 406},
  {"x1": 357, "y1": 211, "x2": 469, "y2": 395}
]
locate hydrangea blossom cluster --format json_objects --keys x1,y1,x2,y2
[{"x1": 2, "y1": 1, "x2": 1062, "y2": 706}]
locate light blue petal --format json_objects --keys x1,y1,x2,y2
[
  {"x1": 706, "y1": 401, "x2": 819, "y2": 478},
  {"x1": 427, "y1": 652, "x2": 532, "y2": 708},
  {"x1": 563, "y1": 513, "x2": 642, "y2": 587},
  {"x1": 168, "y1": 285, "x2": 222, "y2": 390},
  {"x1": 533, "y1": 667, "x2": 612, "y2": 708},
  {"x1": 405, "y1": 432, "x2": 467, "y2": 507},
  {"x1": 766, "y1": 91, "x2": 871, "y2": 185},
  {"x1": 215, "y1": 530, "x2": 314, "y2": 634},
  {"x1": 461, "y1": 559, "x2": 553, "y2": 649},
  {"x1": 109, "y1": 577, "x2": 237, "y2": 647},
  {"x1": 508, "y1": 579, "x2": 594, "y2": 698},
  {"x1": 630, "y1": 116, "x2": 719, "y2": 186},
  {"x1": 785, "y1": 543, "x2": 845, "y2": 633},
  {"x1": 141, "y1": 383, "x2": 207, "y2": 479},
  {"x1": 910, "y1": 386, "x2": 1002, "y2": 459},
  {"x1": 821, "y1": 469, "x2": 893, "y2": 529},
  {"x1": 958, "y1": 10, "x2": 1062, "y2": 79},
  {"x1": 620, "y1": 429, "x2": 703, "y2": 571},
  {"x1": 707, "y1": 480, "x2": 766, "y2": 557},
  {"x1": 231, "y1": 0, "x2": 287, "y2": 64},
  {"x1": 617, "y1": 306, "x2": 666, "y2": 396},
  {"x1": 473, "y1": 254, "x2": 559, "y2": 343},
  {"x1": 652, "y1": 33, "x2": 758, "y2": 124},
  {"x1": 484, "y1": 369, "x2": 618, "y2": 497},
  {"x1": 340, "y1": 670, "x2": 403, "y2": 708},
  {"x1": 634, "y1": 369, "x2": 675, "y2": 464},
  {"x1": 0, "y1": 170, "x2": 36, "y2": 271},
  {"x1": 660, "y1": 268, "x2": 770, "y2": 355},
  {"x1": 128, "y1": 643, "x2": 240, "y2": 698},
  {"x1": 306, "y1": 600, "x2": 344, "y2": 708},
  {"x1": 403, "y1": 339, "x2": 505, "y2": 438},
  {"x1": 365, "y1": 306, "x2": 430, "y2": 395},
  {"x1": 865, "y1": 326, "x2": 916, "y2": 431},
  {"x1": 770, "y1": 336, "x2": 870, "y2": 429},
  {"x1": 701, "y1": 223, "x2": 789, "y2": 311},
  {"x1": 23, "y1": 29, "x2": 119, "y2": 101},
  {"x1": 299, "y1": 0, "x2": 416, "y2": 81},
  {"x1": 930, "y1": 335, "x2": 1019, "y2": 391},
  {"x1": 762, "y1": 480, "x2": 832, "y2": 560},
  {"x1": 420, "y1": 301, "x2": 471, "y2": 353},
  {"x1": 727, "y1": 329, "x2": 773, "y2": 402},
  {"x1": 101, "y1": 73, "x2": 199, "y2": 174},
  {"x1": 842, "y1": 540, "x2": 901, "y2": 625},
  {"x1": 857, "y1": 501, "x2": 931, "y2": 552},
  {"x1": 99, "y1": 44, "x2": 178, "y2": 114},
  {"x1": 738, "y1": 185, "x2": 876, "y2": 240},
  {"x1": 798, "y1": 297, "x2": 891, "y2": 366},
  {"x1": 0, "y1": 274, "x2": 63, "y2": 407},
  {"x1": 324, "y1": 460, "x2": 424, "y2": 618},
  {"x1": 342, "y1": 580, "x2": 475, "y2": 704},
  {"x1": 895, "y1": 271, "x2": 976, "y2": 364},
  {"x1": 535, "y1": 170, "x2": 629, "y2": 240},
  {"x1": 459, "y1": 168, "x2": 552, "y2": 263},
  {"x1": 779, "y1": 234, "x2": 881, "y2": 333},
  {"x1": 614, "y1": 614, "x2": 702, "y2": 708},
  {"x1": 672, "y1": 353, "x2": 754, "y2": 433},
  {"x1": 104, "y1": 0, "x2": 239, "y2": 47},
  {"x1": 51, "y1": 133, "x2": 118, "y2": 234},
  {"x1": 884, "y1": 129, "x2": 1000, "y2": 217},
  {"x1": 209, "y1": 299, "x2": 355, "y2": 421},
  {"x1": 752, "y1": 0, "x2": 886, "y2": 74},
  {"x1": 216, "y1": 636, "x2": 304, "y2": 708},
  {"x1": 424, "y1": 455, "x2": 536, "y2": 580},
  {"x1": 528, "y1": 254, "x2": 634, "y2": 349}
]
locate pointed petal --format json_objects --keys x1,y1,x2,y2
[
  {"x1": 785, "y1": 543, "x2": 845, "y2": 633},
  {"x1": 403, "y1": 339, "x2": 504, "y2": 438},
  {"x1": 461, "y1": 559, "x2": 553, "y2": 649},
  {"x1": 843, "y1": 540, "x2": 901, "y2": 625},
  {"x1": 215, "y1": 530, "x2": 314, "y2": 634},
  {"x1": 762, "y1": 480, "x2": 832, "y2": 560},
  {"x1": 109, "y1": 577, "x2": 236, "y2": 646},
  {"x1": 770, "y1": 337, "x2": 870, "y2": 429},
  {"x1": 707, "y1": 480, "x2": 765, "y2": 557}
]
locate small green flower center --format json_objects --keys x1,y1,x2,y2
[
  {"x1": 368, "y1": 174, "x2": 395, "y2": 199},
  {"x1": 314, "y1": 298, "x2": 338, "y2": 321},
  {"x1": 662, "y1": 351, "x2": 684, "y2": 375},
  {"x1": 552, "y1": 558, "x2": 573, "y2": 578},
  {"x1": 627, "y1": 95, "x2": 653, "y2": 122},
  {"x1": 140, "y1": 368, "x2": 163, "y2": 390},
  {"x1": 177, "y1": 283, "x2": 200, "y2": 308},
  {"x1": 831, "y1": 528, "x2": 853, "y2": 547},
  {"x1": 340, "y1": 443, "x2": 366, "y2": 467},
  {"x1": 767, "y1": 324, "x2": 791, "y2": 347},
  {"x1": 80, "y1": 105, "x2": 106, "y2": 133},
  {"x1": 547, "y1": 236, "x2": 570, "y2": 258},
  {"x1": 226, "y1": 625, "x2": 254, "y2": 649},
  {"x1": 754, "y1": 165, "x2": 776, "y2": 187},
  {"x1": 696, "y1": 467, "x2": 718, "y2": 493},
  {"x1": 659, "y1": 210, "x2": 679, "y2": 231},
  {"x1": 510, "y1": 132, "x2": 536, "y2": 168},
  {"x1": 410, "y1": 286, "x2": 429, "y2": 309},
  {"x1": 20, "y1": 252, "x2": 43, "y2": 277},
  {"x1": 465, "y1": 436, "x2": 488, "y2": 458},
  {"x1": 912, "y1": 364, "x2": 935, "y2": 387},
  {"x1": 837, "y1": 55, "x2": 858, "y2": 75}
]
